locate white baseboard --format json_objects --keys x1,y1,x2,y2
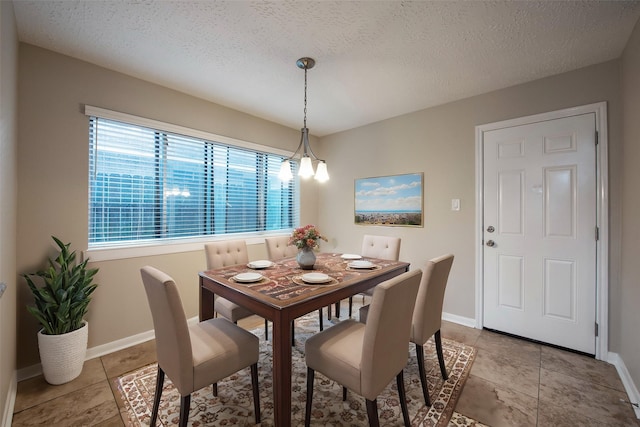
[
  {"x1": 608, "y1": 351, "x2": 640, "y2": 419},
  {"x1": 442, "y1": 311, "x2": 477, "y2": 328},
  {"x1": 2, "y1": 371, "x2": 16, "y2": 427},
  {"x1": 16, "y1": 316, "x2": 199, "y2": 382}
]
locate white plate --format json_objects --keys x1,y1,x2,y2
[
  {"x1": 348, "y1": 260, "x2": 375, "y2": 269},
  {"x1": 341, "y1": 253, "x2": 362, "y2": 260},
  {"x1": 301, "y1": 273, "x2": 332, "y2": 284},
  {"x1": 247, "y1": 260, "x2": 273, "y2": 269},
  {"x1": 233, "y1": 272, "x2": 263, "y2": 283}
]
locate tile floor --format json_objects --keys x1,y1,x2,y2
[{"x1": 11, "y1": 300, "x2": 640, "y2": 426}]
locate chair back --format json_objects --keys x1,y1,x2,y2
[
  {"x1": 265, "y1": 236, "x2": 297, "y2": 260},
  {"x1": 361, "y1": 235, "x2": 401, "y2": 261},
  {"x1": 360, "y1": 269, "x2": 422, "y2": 400},
  {"x1": 140, "y1": 266, "x2": 193, "y2": 394},
  {"x1": 205, "y1": 239, "x2": 249, "y2": 269},
  {"x1": 411, "y1": 254, "x2": 454, "y2": 345}
]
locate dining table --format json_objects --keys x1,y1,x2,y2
[{"x1": 199, "y1": 252, "x2": 410, "y2": 427}]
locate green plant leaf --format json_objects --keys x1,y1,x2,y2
[{"x1": 22, "y1": 236, "x2": 99, "y2": 335}]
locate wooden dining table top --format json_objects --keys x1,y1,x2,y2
[{"x1": 199, "y1": 252, "x2": 410, "y2": 309}]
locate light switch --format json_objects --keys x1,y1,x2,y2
[{"x1": 451, "y1": 199, "x2": 460, "y2": 211}]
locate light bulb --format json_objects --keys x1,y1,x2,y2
[
  {"x1": 314, "y1": 161, "x2": 329, "y2": 182},
  {"x1": 279, "y1": 160, "x2": 293, "y2": 181},
  {"x1": 298, "y1": 156, "x2": 314, "y2": 178}
]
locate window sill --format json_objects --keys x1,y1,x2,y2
[{"x1": 83, "y1": 233, "x2": 292, "y2": 262}]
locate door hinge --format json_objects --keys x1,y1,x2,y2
[
  {"x1": 595, "y1": 322, "x2": 599, "y2": 337},
  {"x1": 595, "y1": 226, "x2": 599, "y2": 241},
  {"x1": 595, "y1": 131, "x2": 599, "y2": 145}
]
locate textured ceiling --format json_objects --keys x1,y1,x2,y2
[{"x1": 12, "y1": 1, "x2": 640, "y2": 136}]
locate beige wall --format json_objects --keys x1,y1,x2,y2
[
  {"x1": 0, "y1": 0, "x2": 18, "y2": 420},
  {"x1": 12, "y1": 29, "x2": 637, "y2": 395},
  {"x1": 621, "y1": 19, "x2": 640, "y2": 390},
  {"x1": 16, "y1": 44, "x2": 319, "y2": 368},
  {"x1": 317, "y1": 60, "x2": 624, "y2": 346}
]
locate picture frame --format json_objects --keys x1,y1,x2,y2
[{"x1": 354, "y1": 172, "x2": 423, "y2": 227}]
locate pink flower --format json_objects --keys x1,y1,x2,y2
[{"x1": 289, "y1": 225, "x2": 327, "y2": 249}]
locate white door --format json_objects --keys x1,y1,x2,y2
[{"x1": 482, "y1": 113, "x2": 597, "y2": 354}]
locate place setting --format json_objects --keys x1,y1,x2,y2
[
  {"x1": 230, "y1": 260, "x2": 275, "y2": 284},
  {"x1": 230, "y1": 272, "x2": 268, "y2": 284},
  {"x1": 341, "y1": 254, "x2": 381, "y2": 271},
  {"x1": 246, "y1": 259, "x2": 274, "y2": 269},
  {"x1": 292, "y1": 272, "x2": 339, "y2": 286}
]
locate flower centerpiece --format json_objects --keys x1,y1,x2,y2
[{"x1": 289, "y1": 224, "x2": 327, "y2": 269}]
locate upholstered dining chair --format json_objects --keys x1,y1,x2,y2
[
  {"x1": 140, "y1": 266, "x2": 261, "y2": 427},
  {"x1": 264, "y1": 235, "x2": 298, "y2": 260},
  {"x1": 304, "y1": 269, "x2": 422, "y2": 427},
  {"x1": 409, "y1": 254, "x2": 454, "y2": 406},
  {"x1": 359, "y1": 254, "x2": 454, "y2": 407},
  {"x1": 345, "y1": 234, "x2": 402, "y2": 317},
  {"x1": 205, "y1": 240, "x2": 270, "y2": 339}
]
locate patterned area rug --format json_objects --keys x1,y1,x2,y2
[{"x1": 116, "y1": 312, "x2": 477, "y2": 426}]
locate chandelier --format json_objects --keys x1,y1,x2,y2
[{"x1": 278, "y1": 57, "x2": 329, "y2": 182}]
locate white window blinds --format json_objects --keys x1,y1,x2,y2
[{"x1": 87, "y1": 110, "x2": 299, "y2": 247}]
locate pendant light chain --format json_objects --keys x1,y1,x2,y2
[{"x1": 303, "y1": 63, "x2": 308, "y2": 129}]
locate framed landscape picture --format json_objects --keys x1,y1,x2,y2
[{"x1": 354, "y1": 172, "x2": 423, "y2": 227}]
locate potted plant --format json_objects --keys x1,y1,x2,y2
[
  {"x1": 289, "y1": 224, "x2": 327, "y2": 269},
  {"x1": 22, "y1": 236, "x2": 99, "y2": 385}
]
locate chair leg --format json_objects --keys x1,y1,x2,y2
[
  {"x1": 342, "y1": 386, "x2": 348, "y2": 401},
  {"x1": 251, "y1": 363, "x2": 261, "y2": 423},
  {"x1": 150, "y1": 366, "x2": 165, "y2": 427},
  {"x1": 435, "y1": 330, "x2": 448, "y2": 380},
  {"x1": 264, "y1": 319, "x2": 269, "y2": 340},
  {"x1": 212, "y1": 382, "x2": 218, "y2": 397},
  {"x1": 305, "y1": 367, "x2": 315, "y2": 427},
  {"x1": 327, "y1": 304, "x2": 332, "y2": 320},
  {"x1": 318, "y1": 309, "x2": 324, "y2": 331},
  {"x1": 335, "y1": 300, "x2": 340, "y2": 318},
  {"x1": 396, "y1": 371, "x2": 410, "y2": 427},
  {"x1": 179, "y1": 394, "x2": 191, "y2": 427},
  {"x1": 365, "y1": 398, "x2": 380, "y2": 427},
  {"x1": 415, "y1": 343, "x2": 431, "y2": 406},
  {"x1": 291, "y1": 321, "x2": 295, "y2": 346},
  {"x1": 348, "y1": 296, "x2": 353, "y2": 318}
]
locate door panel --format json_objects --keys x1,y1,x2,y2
[
  {"x1": 545, "y1": 166, "x2": 575, "y2": 237},
  {"x1": 544, "y1": 258, "x2": 575, "y2": 320},
  {"x1": 498, "y1": 170, "x2": 524, "y2": 235},
  {"x1": 498, "y1": 255, "x2": 524, "y2": 309},
  {"x1": 483, "y1": 113, "x2": 596, "y2": 354}
]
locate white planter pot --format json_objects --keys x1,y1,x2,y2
[{"x1": 37, "y1": 321, "x2": 88, "y2": 385}]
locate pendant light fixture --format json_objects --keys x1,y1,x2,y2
[{"x1": 279, "y1": 57, "x2": 329, "y2": 183}]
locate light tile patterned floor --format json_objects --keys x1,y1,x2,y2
[{"x1": 12, "y1": 300, "x2": 640, "y2": 426}]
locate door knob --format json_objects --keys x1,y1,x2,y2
[{"x1": 486, "y1": 240, "x2": 495, "y2": 247}]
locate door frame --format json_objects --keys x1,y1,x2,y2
[{"x1": 474, "y1": 102, "x2": 609, "y2": 360}]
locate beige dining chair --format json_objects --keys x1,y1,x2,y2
[
  {"x1": 360, "y1": 253, "x2": 454, "y2": 407},
  {"x1": 264, "y1": 235, "x2": 298, "y2": 260},
  {"x1": 410, "y1": 254, "x2": 454, "y2": 406},
  {"x1": 304, "y1": 269, "x2": 422, "y2": 427},
  {"x1": 205, "y1": 240, "x2": 270, "y2": 339},
  {"x1": 140, "y1": 266, "x2": 260, "y2": 427},
  {"x1": 344, "y1": 234, "x2": 402, "y2": 318}
]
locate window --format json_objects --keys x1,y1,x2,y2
[{"x1": 87, "y1": 107, "x2": 298, "y2": 249}]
